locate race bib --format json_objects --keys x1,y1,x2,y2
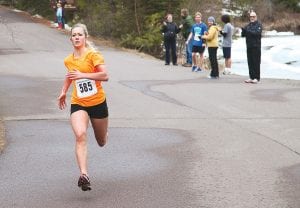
[
  {"x1": 194, "y1": 35, "x2": 200, "y2": 41},
  {"x1": 75, "y1": 79, "x2": 97, "y2": 98}
]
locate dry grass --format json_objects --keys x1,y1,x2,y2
[
  {"x1": 235, "y1": 11, "x2": 300, "y2": 35},
  {"x1": 265, "y1": 12, "x2": 300, "y2": 34},
  {"x1": 0, "y1": 120, "x2": 5, "y2": 154}
]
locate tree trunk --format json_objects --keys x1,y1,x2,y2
[{"x1": 134, "y1": 0, "x2": 141, "y2": 35}]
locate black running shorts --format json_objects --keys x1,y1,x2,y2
[
  {"x1": 192, "y1": 46, "x2": 205, "y2": 53},
  {"x1": 223, "y1": 47, "x2": 231, "y2": 59},
  {"x1": 71, "y1": 100, "x2": 108, "y2": 119}
]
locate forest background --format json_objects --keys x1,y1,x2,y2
[{"x1": 2, "y1": 0, "x2": 300, "y2": 58}]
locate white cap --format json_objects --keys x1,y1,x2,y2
[{"x1": 250, "y1": 11, "x2": 257, "y2": 17}]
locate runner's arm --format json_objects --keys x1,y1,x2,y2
[
  {"x1": 66, "y1": 65, "x2": 109, "y2": 81},
  {"x1": 58, "y1": 77, "x2": 72, "y2": 110}
]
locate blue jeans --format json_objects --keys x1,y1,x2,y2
[
  {"x1": 186, "y1": 39, "x2": 193, "y2": 64},
  {"x1": 57, "y1": 15, "x2": 62, "y2": 24}
]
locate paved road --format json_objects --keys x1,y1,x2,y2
[{"x1": 1, "y1": 6, "x2": 300, "y2": 208}]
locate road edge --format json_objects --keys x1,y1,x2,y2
[{"x1": 0, "y1": 119, "x2": 5, "y2": 154}]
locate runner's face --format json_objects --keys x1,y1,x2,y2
[
  {"x1": 195, "y1": 15, "x2": 201, "y2": 23},
  {"x1": 71, "y1": 27, "x2": 86, "y2": 48}
]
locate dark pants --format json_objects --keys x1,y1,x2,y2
[
  {"x1": 208, "y1": 47, "x2": 219, "y2": 77},
  {"x1": 247, "y1": 47, "x2": 261, "y2": 80},
  {"x1": 164, "y1": 38, "x2": 177, "y2": 64},
  {"x1": 61, "y1": 16, "x2": 65, "y2": 29}
]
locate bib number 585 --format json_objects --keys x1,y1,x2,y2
[
  {"x1": 79, "y1": 81, "x2": 93, "y2": 93},
  {"x1": 75, "y1": 79, "x2": 97, "y2": 98}
]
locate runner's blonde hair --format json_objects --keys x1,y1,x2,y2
[
  {"x1": 195, "y1": 12, "x2": 202, "y2": 18},
  {"x1": 71, "y1": 23, "x2": 96, "y2": 51}
]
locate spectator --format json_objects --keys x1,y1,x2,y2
[
  {"x1": 202, "y1": 16, "x2": 220, "y2": 79},
  {"x1": 220, "y1": 14, "x2": 234, "y2": 75},
  {"x1": 179, "y1": 8, "x2": 194, "y2": 67},
  {"x1": 241, "y1": 11, "x2": 262, "y2": 84},
  {"x1": 185, "y1": 12, "x2": 208, "y2": 72},
  {"x1": 161, "y1": 14, "x2": 180, "y2": 65},
  {"x1": 52, "y1": 0, "x2": 66, "y2": 29},
  {"x1": 60, "y1": 0, "x2": 67, "y2": 29},
  {"x1": 56, "y1": 2, "x2": 63, "y2": 29}
]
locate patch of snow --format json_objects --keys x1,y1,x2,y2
[
  {"x1": 64, "y1": 24, "x2": 71, "y2": 31},
  {"x1": 231, "y1": 33, "x2": 300, "y2": 80},
  {"x1": 32, "y1": 14, "x2": 43, "y2": 19},
  {"x1": 221, "y1": 8, "x2": 243, "y2": 17},
  {"x1": 50, "y1": 21, "x2": 58, "y2": 28},
  {"x1": 12, "y1": 9, "x2": 22, "y2": 13},
  {"x1": 264, "y1": 30, "x2": 294, "y2": 36}
]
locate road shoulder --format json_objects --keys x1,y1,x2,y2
[{"x1": 0, "y1": 119, "x2": 5, "y2": 154}]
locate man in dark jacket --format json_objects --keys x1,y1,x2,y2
[
  {"x1": 179, "y1": 8, "x2": 194, "y2": 67},
  {"x1": 242, "y1": 11, "x2": 262, "y2": 84}
]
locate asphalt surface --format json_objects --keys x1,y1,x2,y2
[{"x1": 1, "y1": 6, "x2": 300, "y2": 208}]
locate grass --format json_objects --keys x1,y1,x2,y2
[{"x1": 0, "y1": 120, "x2": 5, "y2": 154}]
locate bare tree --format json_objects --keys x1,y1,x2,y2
[{"x1": 134, "y1": 0, "x2": 141, "y2": 35}]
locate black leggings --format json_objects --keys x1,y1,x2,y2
[
  {"x1": 208, "y1": 47, "x2": 219, "y2": 77},
  {"x1": 164, "y1": 38, "x2": 177, "y2": 64}
]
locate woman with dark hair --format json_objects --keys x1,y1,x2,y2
[
  {"x1": 220, "y1": 14, "x2": 234, "y2": 75},
  {"x1": 161, "y1": 14, "x2": 180, "y2": 65}
]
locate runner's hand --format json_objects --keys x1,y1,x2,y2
[
  {"x1": 58, "y1": 93, "x2": 67, "y2": 110},
  {"x1": 66, "y1": 70, "x2": 83, "y2": 80}
]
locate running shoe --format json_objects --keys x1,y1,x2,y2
[
  {"x1": 251, "y1": 79, "x2": 259, "y2": 84},
  {"x1": 78, "y1": 174, "x2": 91, "y2": 191},
  {"x1": 244, "y1": 79, "x2": 253, "y2": 83},
  {"x1": 223, "y1": 69, "x2": 232, "y2": 75},
  {"x1": 191, "y1": 65, "x2": 197, "y2": 72},
  {"x1": 194, "y1": 67, "x2": 202, "y2": 72},
  {"x1": 207, "y1": 75, "x2": 219, "y2": 79}
]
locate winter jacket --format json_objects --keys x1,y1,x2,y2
[
  {"x1": 202, "y1": 25, "x2": 219, "y2": 47},
  {"x1": 161, "y1": 22, "x2": 180, "y2": 40},
  {"x1": 241, "y1": 21, "x2": 262, "y2": 48},
  {"x1": 181, "y1": 15, "x2": 194, "y2": 40}
]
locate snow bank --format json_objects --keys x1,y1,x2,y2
[
  {"x1": 264, "y1": 30, "x2": 295, "y2": 36},
  {"x1": 231, "y1": 33, "x2": 300, "y2": 80}
]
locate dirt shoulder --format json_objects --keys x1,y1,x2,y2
[{"x1": 0, "y1": 119, "x2": 5, "y2": 154}]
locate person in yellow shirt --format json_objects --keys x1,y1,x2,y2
[
  {"x1": 202, "y1": 16, "x2": 220, "y2": 79},
  {"x1": 58, "y1": 23, "x2": 109, "y2": 191}
]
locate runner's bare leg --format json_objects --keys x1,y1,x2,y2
[
  {"x1": 91, "y1": 117, "x2": 108, "y2": 147},
  {"x1": 71, "y1": 110, "x2": 89, "y2": 175}
]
